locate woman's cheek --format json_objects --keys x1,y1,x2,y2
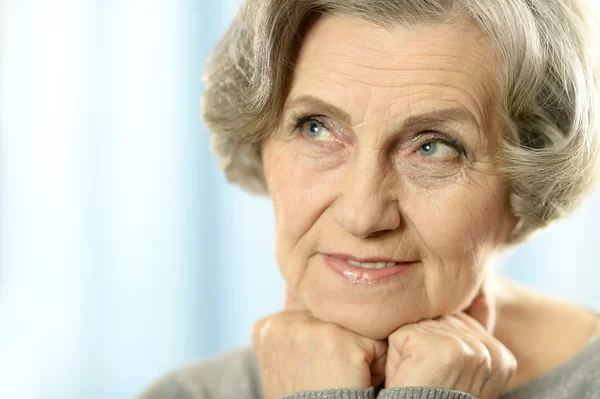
[
  {"x1": 269, "y1": 161, "x2": 340, "y2": 289},
  {"x1": 404, "y1": 185, "x2": 494, "y2": 303}
]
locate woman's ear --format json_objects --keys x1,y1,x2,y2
[
  {"x1": 501, "y1": 192, "x2": 523, "y2": 245},
  {"x1": 500, "y1": 207, "x2": 524, "y2": 247},
  {"x1": 507, "y1": 216, "x2": 524, "y2": 241}
]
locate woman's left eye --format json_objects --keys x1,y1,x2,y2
[
  {"x1": 300, "y1": 119, "x2": 333, "y2": 141},
  {"x1": 417, "y1": 142, "x2": 458, "y2": 158}
]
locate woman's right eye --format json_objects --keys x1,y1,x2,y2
[{"x1": 299, "y1": 119, "x2": 333, "y2": 141}]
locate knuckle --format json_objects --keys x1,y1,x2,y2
[
  {"x1": 500, "y1": 344, "x2": 518, "y2": 374},
  {"x1": 251, "y1": 317, "x2": 272, "y2": 347},
  {"x1": 469, "y1": 338, "x2": 490, "y2": 359},
  {"x1": 485, "y1": 338, "x2": 517, "y2": 373},
  {"x1": 388, "y1": 323, "x2": 415, "y2": 343},
  {"x1": 252, "y1": 311, "x2": 304, "y2": 346},
  {"x1": 472, "y1": 340, "x2": 493, "y2": 375},
  {"x1": 251, "y1": 320, "x2": 263, "y2": 342},
  {"x1": 448, "y1": 335, "x2": 468, "y2": 354},
  {"x1": 439, "y1": 335, "x2": 469, "y2": 367}
]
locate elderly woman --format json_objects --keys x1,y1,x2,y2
[{"x1": 141, "y1": 0, "x2": 600, "y2": 398}]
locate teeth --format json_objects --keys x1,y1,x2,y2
[{"x1": 347, "y1": 260, "x2": 397, "y2": 269}]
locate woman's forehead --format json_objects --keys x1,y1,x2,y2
[{"x1": 287, "y1": 15, "x2": 499, "y2": 130}]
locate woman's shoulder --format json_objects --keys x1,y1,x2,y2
[
  {"x1": 501, "y1": 326, "x2": 600, "y2": 399},
  {"x1": 137, "y1": 346, "x2": 262, "y2": 399}
]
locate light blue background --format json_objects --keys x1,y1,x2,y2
[{"x1": 0, "y1": 1, "x2": 598, "y2": 398}]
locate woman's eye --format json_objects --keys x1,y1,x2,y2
[
  {"x1": 301, "y1": 120, "x2": 333, "y2": 141},
  {"x1": 417, "y1": 142, "x2": 458, "y2": 158}
]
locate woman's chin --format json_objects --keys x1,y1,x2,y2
[{"x1": 306, "y1": 300, "x2": 428, "y2": 340}]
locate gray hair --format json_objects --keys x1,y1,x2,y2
[{"x1": 202, "y1": 0, "x2": 600, "y2": 244}]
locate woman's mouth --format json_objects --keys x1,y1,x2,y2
[
  {"x1": 322, "y1": 253, "x2": 418, "y2": 284},
  {"x1": 346, "y1": 260, "x2": 398, "y2": 269}
]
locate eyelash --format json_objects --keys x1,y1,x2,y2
[
  {"x1": 290, "y1": 112, "x2": 327, "y2": 132},
  {"x1": 416, "y1": 131, "x2": 468, "y2": 158},
  {"x1": 289, "y1": 112, "x2": 468, "y2": 158}
]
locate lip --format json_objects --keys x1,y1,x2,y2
[
  {"x1": 326, "y1": 253, "x2": 406, "y2": 263},
  {"x1": 322, "y1": 253, "x2": 417, "y2": 284}
]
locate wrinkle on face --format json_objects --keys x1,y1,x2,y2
[{"x1": 262, "y1": 15, "x2": 515, "y2": 339}]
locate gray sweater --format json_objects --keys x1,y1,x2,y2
[{"x1": 139, "y1": 330, "x2": 600, "y2": 399}]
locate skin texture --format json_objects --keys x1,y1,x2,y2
[
  {"x1": 255, "y1": 17, "x2": 600, "y2": 396},
  {"x1": 252, "y1": 15, "x2": 523, "y2": 398},
  {"x1": 262, "y1": 15, "x2": 517, "y2": 341},
  {"x1": 253, "y1": 288, "x2": 516, "y2": 398}
]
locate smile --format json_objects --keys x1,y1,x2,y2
[
  {"x1": 346, "y1": 260, "x2": 398, "y2": 269},
  {"x1": 322, "y1": 253, "x2": 418, "y2": 284}
]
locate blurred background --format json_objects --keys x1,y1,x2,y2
[{"x1": 0, "y1": 0, "x2": 599, "y2": 398}]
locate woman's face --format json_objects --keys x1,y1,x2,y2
[{"x1": 262, "y1": 15, "x2": 516, "y2": 339}]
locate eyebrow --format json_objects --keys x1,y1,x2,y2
[{"x1": 284, "y1": 94, "x2": 481, "y2": 132}]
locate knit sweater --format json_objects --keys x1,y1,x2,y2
[{"x1": 139, "y1": 324, "x2": 600, "y2": 399}]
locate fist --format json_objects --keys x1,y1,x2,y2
[
  {"x1": 252, "y1": 290, "x2": 388, "y2": 399},
  {"x1": 385, "y1": 312, "x2": 516, "y2": 399}
]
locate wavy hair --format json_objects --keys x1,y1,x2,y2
[{"x1": 202, "y1": 0, "x2": 600, "y2": 243}]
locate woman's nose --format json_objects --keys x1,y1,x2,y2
[{"x1": 331, "y1": 152, "x2": 402, "y2": 239}]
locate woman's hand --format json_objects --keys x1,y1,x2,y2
[
  {"x1": 252, "y1": 288, "x2": 388, "y2": 399},
  {"x1": 384, "y1": 297, "x2": 516, "y2": 399}
]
